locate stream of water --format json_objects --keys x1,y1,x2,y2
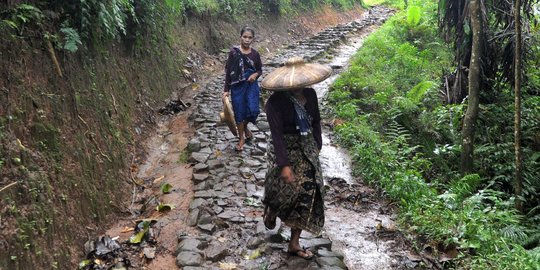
[{"x1": 312, "y1": 30, "x2": 402, "y2": 270}]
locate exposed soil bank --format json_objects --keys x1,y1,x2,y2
[{"x1": 0, "y1": 4, "x2": 369, "y2": 270}]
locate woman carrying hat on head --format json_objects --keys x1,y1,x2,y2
[
  {"x1": 261, "y1": 56, "x2": 332, "y2": 260},
  {"x1": 223, "y1": 26, "x2": 262, "y2": 152}
]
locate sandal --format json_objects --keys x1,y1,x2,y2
[
  {"x1": 263, "y1": 206, "x2": 276, "y2": 230},
  {"x1": 287, "y1": 248, "x2": 313, "y2": 260}
]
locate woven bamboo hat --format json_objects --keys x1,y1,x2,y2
[
  {"x1": 261, "y1": 57, "x2": 332, "y2": 90},
  {"x1": 219, "y1": 96, "x2": 238, "y2": 136}
]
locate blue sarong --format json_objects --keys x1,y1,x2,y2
[{"x1": 230, "y1": 69, "x2": 260, "y2": 124}]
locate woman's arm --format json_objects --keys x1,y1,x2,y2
[
  {"x1": 308, "y1": 88, "x2": 322, "y2": 150},
  {"x1": 265, "y1": 95, "x2": 289, "y2": 167},
  {"x1": 223, "y1": 50, "x2": 235, "y2": 93}
]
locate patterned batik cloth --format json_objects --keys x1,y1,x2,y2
[
  {"x1": 230, "y1": 68, "x2": 260, "y2": 124},
  {"x1": 263, "y1": 133, "x2": 325, "y2": 235}
]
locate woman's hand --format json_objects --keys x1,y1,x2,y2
[
  {"x1": 247, "y1": 73, "x2": 258, "y2": 82},
  {"x1": 280, "y1": 166, "x2": 295, "y2": 184},
  {"x1": 222, "y1": 91, "x2": 229, "y2": 98}
]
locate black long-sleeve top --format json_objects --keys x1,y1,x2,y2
[
  {"x1": 223, "y1": 47, "x2": 262, "y2": 92},
  {"x1": 265, "y1": 88, "x2": 322, "y2": 167}
]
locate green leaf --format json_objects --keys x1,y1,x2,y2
[
  {"x1": 2, "y1": 20, "x2": 18, "y2": 30},
  {"x1": 78, "y1": 259, "x2": 91, "y2": 269},
  {"x1": 60, "y1": 27, "x2": 82, "y2": 53},
  {"x1": 407, "y1": 81, "x2": 434, "y2": 104},
  {"x1": 156, "y1": 203, "x2": 175, "y2": 212},
  {"x1": 243, "y1": 198, "x2": 261, "y2": 207},
  {"x1": 406, "y1": 6, "x2": 421, "y2": 26},
  {"x1": 129, "y1": 230, "x2": 146, "y2": 244},
  {"x1": 160, "y1": 183, "x2": 173, "y2": 194}
]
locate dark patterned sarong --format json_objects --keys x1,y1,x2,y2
[
  {"x1": 263, "y1": 133, "x2": 324, "y2": 235},
  {"x1": 230, "y1": 68, "x2": 260, "y2": 124}
]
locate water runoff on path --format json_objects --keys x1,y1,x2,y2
[{"x1": 311, "y1": 31, "x2": 402, "y2": 270}]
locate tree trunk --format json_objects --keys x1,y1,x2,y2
[
  {"x1": 514, "y1": 0, "x2": 523, "y2": 212},
  {"x1": 460, "y1": 0, "x2": 482, "y2": 174}
]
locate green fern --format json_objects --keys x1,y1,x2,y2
[
  {"x1": 406, "y1": 5, "x2": 422, "y2": 26},
  {"x1": 60, "y1": 27, "x2": 82, "y2": 52}
]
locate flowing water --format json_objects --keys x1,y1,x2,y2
[{"x1": 312, "y1": 28, "x2": 404, "y2": 270}]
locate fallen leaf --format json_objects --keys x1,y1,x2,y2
[
  {"x1": 156, "y1": 203, "x2": 175, "y2": 212},
  {"x1": 244, "y1": 248, "x2": 261, "y2": 260},
  {"x1": 153, "y1": 175, "x2": 165, "y2": 184},
  {"x1": 160, "y1": 183, "x2": 173, "y2": 194},
  {"x1": 218, "y1": 262, "x2": 237, "y2": 270},
  {"x1": 121, "y1": 227, "x2": 134, "y2": 233}
]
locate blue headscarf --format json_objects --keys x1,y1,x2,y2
[{"x1": 287, "y1": 92, "x2": 312, "y2": 136}]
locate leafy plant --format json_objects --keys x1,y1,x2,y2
[{"x1": 60, "y1": 27, "x2": 82, "y2": 52}]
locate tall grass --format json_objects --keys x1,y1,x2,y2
[{"x1": 329, "y1": 1, "x2": 540, "y2": 269}]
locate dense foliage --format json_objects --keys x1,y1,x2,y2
[
  {"x1": 329, "y1": 0, "x2": 540, "y2": 268},
  {"x1": 0, "y1": 0, "x2": 364, "y2": 53}
]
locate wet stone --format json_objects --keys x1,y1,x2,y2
[
  {"x1": 233, "y1": 181, "x2": 247, "y2": 196},
  {"x1": 176, "y1": 251, "x2": 204, "y2": 267},
  {"x1": 198, "y1": 223, "x2": 216, "y2": 233},
  {"x1": 319, "y1": 266, "x2": 347, "y2": 270},
  {"x1": 244, "y1": 158, "x2": 262, "y2": 167},
  {"x1": 266, "y1": 231, "x2": 287, "y2": 243},
  {"x1": 143, "y1": 247, "x2": 156, "y2": 259},
  {"x1": 194, "y1": 190, "x2": 215, "y2": 198},
  {"x1": 286, "y1": 256, "x2": 319, "y2": 269},
  {"x1": 175, "y1": 239, "x2": 201, "y2": 255},
  {"x1": 212, "y1": 205, "x2": 223, "y2": 214},
  {"x1": 317, "y1": 248, "x2": 344, "y2": 260},
  {"x1": 216, "y1": 199, "x2": 228, "y2": 207},
  {"x1": 190, "y1": 152, "x2": 210, "y2": 163},
  {"x1": 194, "y1": 181, "x2": 209, "y2": 191},
  {"x1": 217, "y1": 210, "x2": 239, "y2": 220},
  {"x1": 229, "y1": 160, "x2": 242, "y2": 167},
  {"x1": 183, "y1": 267, "x2": 207, "y2": 270},
  {"x1": 200, "y1": 147, "x2": 213, "y2": 154},
  {"x1": 240, "y1": 167, "x2": 253, "y2": 178},
  {"x1": 223, "y1": 184, "x2": 238, "y2": 193},
  {"x1": 193, "y1": 163, "x2": 208, "y2": 173},
  {"x1": 246, "y1": 184, "x2": 258, "y2": 198},
  {"x1": 188, "y1": 138, "x2": 201, "y2": 152},
  {"x1": 197, "y1": 212, "x2": 213, "y2": 225},
  {"x1": 189, "y1": 198, "x2": 207, "y2": 210},
  {"x1": 205, "y1": 243, "x2": 229, "y2": 262},
  {"x1": 254, "y1": 171, "x2": 266, "y2": 181},
  {"x1": 247, "y1": 236, "x2": 264, "y2": 249},
  {"x1": 207, "y1": 159, "x2": 224, "y2": 169},
  {"x1": 316, "y1": 256, "x2": 347, "y2": 269},
  {"x1": 230, "y1": 216, "x2": 245, "y2": 223},
  {"x1": 188, "y1": 209, "x2": 200, "y2": 226},
  {"x1": 215, "y1": 191, "x2": 234, "y2": 199},
  {"x1": 255, "y1": 220, "x2": 266, "y2": 235},
  {"x1": 302, "y1": 238, "x2": 332, "y2": 250},
  {"x1": 257, "y1": 121, "x2": 270, "y2": 131}
]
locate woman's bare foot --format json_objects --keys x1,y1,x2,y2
[
  {"x1": 245, "y1": 129, "x2": 253, "y2": 141},
  {"x1": 236, "y1": 139, "x2": 245, "y2": 151}
]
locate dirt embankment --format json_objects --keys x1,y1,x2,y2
[{"x1": 0, "y1": 5, "x2": 366, "y2": 269}]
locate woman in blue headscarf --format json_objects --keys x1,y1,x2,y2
[{"x1": 223, "y1": 26, "x2": 262, "y2": 151}]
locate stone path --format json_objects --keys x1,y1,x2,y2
[{"x1": 175, "y1": 7, "x2": 394, "y2": 270}]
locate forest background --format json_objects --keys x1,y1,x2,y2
[{"x1": 0, "y1": 0, "x2": 539, "y2": 269}]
